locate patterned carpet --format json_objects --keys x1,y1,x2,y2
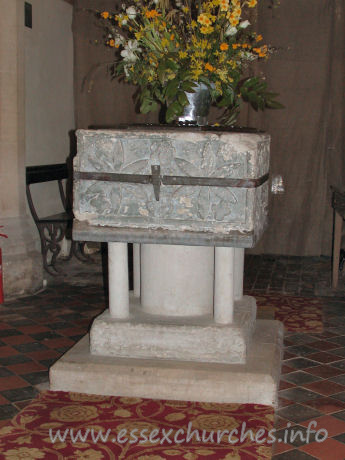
[
  {"x1": 255, "y1": 294, "x2": 324, "y2": 333},
  {"x1": 0, "y1": 391, "x2": 274, "y2": 459}
]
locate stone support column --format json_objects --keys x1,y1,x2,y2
[
  {"x1": 214, "y1": 247, "x2": 235, "y2": 324},
  {"x1": 234, "y1": 248, "x2": 245, "y2": 301},
  {"x1": 133, "y1": 243, "x2": 140, "y2": 297},
  {"x1": 0, "y1": 0, "x2": 42, "y2": 298},
  {"x1": 108, "y1": 242, "x2": 129, "y2": 319}
]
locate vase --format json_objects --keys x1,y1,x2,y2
[{"x1": 178, "y1": 82, "x2": 212, "y2": 126}]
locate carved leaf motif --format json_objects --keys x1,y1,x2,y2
[
  {"x1": 83, "y1": 183, "x2": 112, "y2": 214},
  {"x1": 175, "y1": 158, "x2": 200, "y2": 177},
  {"x1": 110, "y1": 185, "x2": 122, "y2": 214},
  {"x1": 121, "y1": 184, "x2": 151, "y2": 217},
  {"x1": 121, "y1": 159, "x2": 149, "y2": 174},
  {"x1": 169, "y1": 185, "x2": 198, "y2": 218},
  {"x1": 197, "y1": 187, "x2": 210, "y2": 220},
  {"x1": 200, "y1": 142, "x2": 217, "y2": 176},
  {"x1": 211, "y1": 188, "x2": 238, "y2": 221},
  {"x1": 88, "y1": 140, "x2": 124, "y2": 172}
]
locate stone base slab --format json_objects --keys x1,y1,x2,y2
[
  {"x1": 90, "y1": 295, "x2": 256, "y2": 364},
  {"x1": 50, "y1": 319, "x2": 283, "y2": 407}
]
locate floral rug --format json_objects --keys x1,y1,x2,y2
[
  {"x1": 254, "y1": 293, "x2": 324, "y2": 333},
  {"x1": 0, "y1": 391, "x2": 274, "y2": 459}
]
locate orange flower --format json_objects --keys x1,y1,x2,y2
[
  {"x1": 205, "y1": 62, "x2": 216, "y2": 72},
  {"x1": 220, "y1": 42, "x2": 229, "y2": 51},
  {"x1": 232, "y1": 43, "x2": 240, "y2": 49},
  {"x1": 248, "y1": 0, "x2": 257, "y2": 7},
  {"x1": 101, "y1": 11, "x2": 109, "y2": 19},
  {"x1": 256, "y1": 34, "x2": 263, "y2": 42},
  {"x1": 145, "y1": 9, "x2": 160, "y2": 18},
  {"x1": 220, "y1": 0, "x2": 229, "y2": 12},
  {"x1": 108, "y1": 39, "x2": 115, "y2": 47}
]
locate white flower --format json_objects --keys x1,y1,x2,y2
[
  {"x1": 121, "y1": 40, "x2": 142, "y2": 62},
  {"x1": 126, "y1": 6, "x2": 137, "y2": 19},
  {"x1": 114, "y1": 34, "x2": 125, "y2": 47},
  {"x1": 225, "y1": 25, "x2": 237, "y2": 36},
  {"x1": 239, "y1": 20, "x2": 250, "y2": 28}
]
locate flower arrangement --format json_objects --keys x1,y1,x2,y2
[{"x1": 95, "y1": 0, "x2": 282, "y2": 124}]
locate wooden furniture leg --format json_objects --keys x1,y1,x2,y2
[{"x1": 332, "y1": 210, "x2": 343, "y2": 288}]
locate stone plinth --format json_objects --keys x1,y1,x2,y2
[
  {"x1": 50, "y1": 320, "x2": 283, "y2": 407},
  {"x1": 90, "y1": 295, "x2": 256, "y2": 364}
]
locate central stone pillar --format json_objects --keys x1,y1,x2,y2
[{"x1": 141, "y1": 244, "x2": 214, "y2": 316}]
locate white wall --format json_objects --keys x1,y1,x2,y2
[{"x1": 25, "y1": 0, "x2": 74, "y2": 217}]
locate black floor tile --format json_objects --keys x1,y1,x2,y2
[
  {"x1": 1, "y1": 386, "x2": 39, "y2": 403},
  {"x1": 0, "y1": 404, "x2": 19, "y2": 420},
  {"x1": 277, "y1": 404, "x2": 322, "y2": 423}
]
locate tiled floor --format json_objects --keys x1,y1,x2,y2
[{"x1": 0, "y1": 252, "x2": 345, "y2": 459}]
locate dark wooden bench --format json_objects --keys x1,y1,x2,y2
[{"x1": 26, "y1": 163, "x2": 88, "y2": 275}]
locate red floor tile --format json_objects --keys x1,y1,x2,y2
[
  {"x1": 0, "y1": 375, "x2": 28, "y2": 391},
  {"x1": 0, "y1": 322, "x2": 11, "y2": 330},
  {"x1": 58, "y1": 327, "x2": 86, "y2": 337},
  {"x1": 17, "y1": 325, "x2": 50, "y2": 334},
  {"x1": 0, "y1": 346, "x2": 19, "y2": 358},
  {"x1": 307, "y1": 340, "x2": 342, "y2": 351},
  {"x1": 26, "y1": 349, "x2": 61, "y2": 361},
  {"x1": 281, "y1": 364, "x2": 295, "y2": 374},
  {"x1": 279, "y1": 380, "x2": 296, "y2": 390},
  {"x1": 300, "y1": 437, "x2": 345, "y2": 459},
  {"x1": 43, "y1": 337, "x2": 75, "y2": 349},
  {"x1": 300, "y1": 415, "x2": 345, "y2": 437},
  {"x1": 304, "y1": 365, "x2": 345, "y2": 378},
  {"x1": 279, "y1": 397, "x2": 295, "y2": 408},
  {"x1": 303, "y1": 380, "x2": 345, "y2": 396},
  {"x1": 302, "y1": 397, "x2": 345, "y2": 414},
  {"x1": 307, "y1": 352, "x2": 344, "y2": 364},
  {"x1": 272, "y1": 440, "x2": 294, "y2": 455},
  {"x1": 8, "y1": 361, "x2": 47, "y2": 375},
  {"x1": 2, "y1": 335, "x2": 35, "y2": 346},
  {"x1": 0, "y1": 394, "x2": 9, "y2": 405}
]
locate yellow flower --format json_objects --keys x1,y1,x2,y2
[
  {"x1": 220, "y1": 42, "x2": 229, "y2": 51},
  {"x1": 145, "y1": 9, "x2": 160, "y2": 18},
  {"x1": 101, "y1": 11, "x2": 109, "y2": 19},
  {"x1": 179, "y1": 51, "x2": 188, "y2": 58},
  {"x1": 233, "y1": 6, "x2": 242, "y2": 17},
  {"x1": 182, "y1": 6, "x2": 189, "y2": 13},
  {"x1": 220, "y1": 0, "x2": 229, "y2": 11},
  {"x1": 248, "y1": 0, "x2": 257, "y2": 6},
  {"x1": 200, "y1": 25, "x2": 214, "y2": 34},
  {"x1": 229, "y1": 13, "x2": 240, "y2": 26},
  {"x1": 205, "y1": 62, "x2": 216, "y2": 72},
  {"x1": 197, "y1": 13, "x2": 212, "y2": 26}
]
